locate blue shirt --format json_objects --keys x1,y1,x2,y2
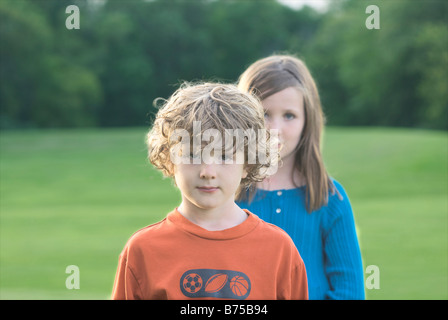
[{"x1": 237, "y1": 180, "x2": 365, "y2": 300}]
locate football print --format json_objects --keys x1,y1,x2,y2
[{"x1": 204, "y1": 273, "x2": 228, "y2": 293}]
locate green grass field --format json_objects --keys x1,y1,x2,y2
[{"x1": 0, "y1": 127, "x2": 447, "y2": 299}]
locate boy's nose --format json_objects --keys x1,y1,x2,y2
[{"x1": 199, "y1": 164, "x2": 216, "y2": 179}]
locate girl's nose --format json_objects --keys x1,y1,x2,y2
[{"x1": 266, "y1": 117, "x2": 282, "y2": 134}]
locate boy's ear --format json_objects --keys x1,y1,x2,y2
[{"x1": 242, "y1": 167, "x2": 248, "y2": 179}]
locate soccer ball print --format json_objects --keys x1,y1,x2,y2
[{"x1": 182, "y1": 273, "x2": 203, "y2": 293}]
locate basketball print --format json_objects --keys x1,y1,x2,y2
[
  {"x1": 182, "y1": 273, "x2": 203, "y2": 293},
  {"x1": 230, "y1": 275, "x2": 249, "y2": 297}
]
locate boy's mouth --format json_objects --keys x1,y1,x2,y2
[{"x1": 197, "y1": 186, "x2": 219, "y2": 193}]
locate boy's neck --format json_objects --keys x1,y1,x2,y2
[{"x1": 177, "y1": 200, "x2": 247, "y2": 231}]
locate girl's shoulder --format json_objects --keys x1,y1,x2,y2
[
  {"x1": 329, "y1": 178, "x2": 349, "y2": 202},
  {"x1": 319, "y1": 178, "x2": 355, "y2": 229}
]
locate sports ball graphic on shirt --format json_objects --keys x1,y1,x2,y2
[
  {"x1": 182, "y1": 273, "x2": 203, "y2": 293},
  {"x1": 204, "y1": 273, "x2": 228, "y2": 293},
  {"x1": 180, "y1": 269, "x2": 251, "y2": 300},
  {"x1": 230, "y1": 275, "x2": 249, "y2": 297}
]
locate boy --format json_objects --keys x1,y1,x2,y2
[{"x1": 111, "y1": 83, "x2": 308, "y2": 300}]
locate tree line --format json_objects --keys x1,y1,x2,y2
[{"x1": 1, "y1": 0, "x2": 446, "y2": 130}]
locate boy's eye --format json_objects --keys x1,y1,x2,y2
[
  {"x1": 189, "y1": 152, "x2": 201, "y2": 159},
  {"x1": 221, "y1": 153, "x2": 234, "y2": 161}
]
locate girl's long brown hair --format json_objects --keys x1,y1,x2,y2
[{"x1": 237, "y1": 54, "x2": 338, "y2": 213}]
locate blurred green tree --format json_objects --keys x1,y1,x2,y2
[
  {"x1": 1, "y1": 0, "x2": 445, "y2": 129},
  {"x1": 0, "y1": 0, "x2": 102, "y2": 128},
  {"x1": 306, "y1": 0, "x2": 447, "y2": 130}
]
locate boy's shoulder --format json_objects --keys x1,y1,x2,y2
[{"x1": 123, "y1": 213, "x2": 175, "y2": 249}]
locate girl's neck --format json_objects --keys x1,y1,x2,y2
[{"x1": 258, "y1": 154, "x2": 305, "y2": 191}]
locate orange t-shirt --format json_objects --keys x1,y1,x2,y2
[{"x1": 112, "y1": 209, "x2": 308, "y2": 300}]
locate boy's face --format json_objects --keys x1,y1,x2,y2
[{"x1": 173, "y1": 159, "x2": 248, "y2": 213}]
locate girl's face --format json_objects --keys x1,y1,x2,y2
[{"x1": 262, "y1": 87, "x2": 305, "y2": 163}]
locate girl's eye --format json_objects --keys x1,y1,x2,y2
[
  {"x1": 284, "y1": 113, "x2": 296, "y2": 120},
  {"x1": 264, "y1": 113, "x2": 270, "y2": 119}
]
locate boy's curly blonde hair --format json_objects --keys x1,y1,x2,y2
[{"x1": 146, "y1": 82, "x2": 278, "y2": 196}]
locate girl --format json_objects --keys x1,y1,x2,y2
[{"x1": 236, "y1": 55, "x2": 365, "y2": 299}]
